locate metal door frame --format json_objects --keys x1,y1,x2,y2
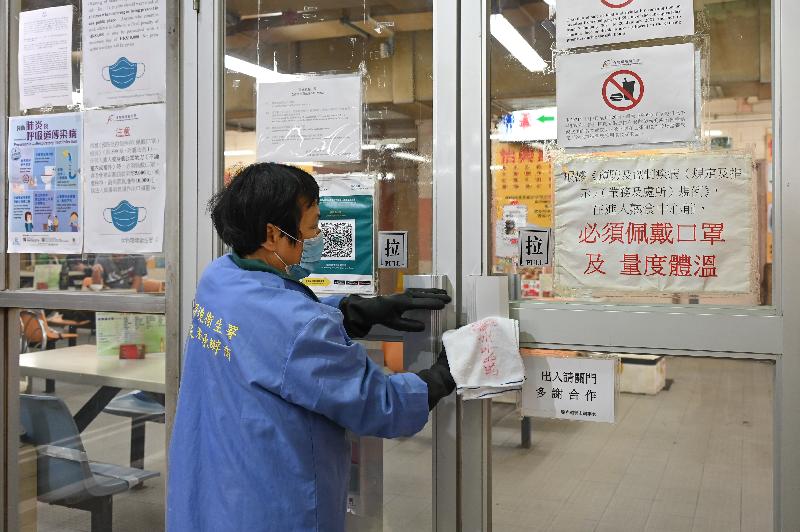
[{"x1": 458, "y1": 0, "x2": 800, "y2": 530}]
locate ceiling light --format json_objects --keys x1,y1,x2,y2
[
  {"x1": 224, "y1": 55, "x2": 299, "y2": 82},
  {"x1": 704, "y1": 130, "x2": 724, "y2": 137},
  {"x1": 393, "y1": 152, "x2": 430, "y2": 163},
  {"x1": 224, "y1": 149, "x2": 256, "y2": 157},
  {"x1": 490, "y1": 14, "x2": 547, "y2": 73}
]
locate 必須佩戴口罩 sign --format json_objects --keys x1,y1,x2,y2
[{"x1": 554, "y1": 153, "x2": 754, "y2": 294}]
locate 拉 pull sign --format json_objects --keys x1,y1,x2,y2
[{"x1": 518, "y1": 226, "x2": 552, "y2": 267}]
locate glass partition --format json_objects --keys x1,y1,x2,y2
[
  {"x1": 17, "y1": 253, "x2": 166, "y2": 293},
  {"x1": 18, "y1": 309, "x2": 167, "y2": 531},
  {"x1": 488, "y1": 1, "x2": 777, "y2": 530},
  {"x1": 8, "y1": 0, "x2": 172, "y2": 530},
  {"x1": 489, "y1": 0, "x2": 774, "y2": 307},
  {"x1": 492, "y1": 351, "x2": 773, "y2": 532},
  {"x1": 223, "y1": 2, "x2": 436, "y2": 530}
]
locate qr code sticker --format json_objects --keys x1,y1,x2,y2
[{"x1": 321, "y1": 219, "x2": 356, "y2": 260}]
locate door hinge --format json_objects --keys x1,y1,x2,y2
[{"x1": 193, "y1": 0, "x2": 200, "y2": 13}]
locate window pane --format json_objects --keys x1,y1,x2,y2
[
  {"x1": 18, "y1": 310, "x2": 166, "y2": 531},
  {"x1": 223, "y1": 2, "x2": 435, "y2": 531},
  {"x1": 16, "y1": 253, "x2": 166, "y2": 293},
  {"x1": 224, "y1": 1, "x2": 435, "y2": 295},
  {"x1": 492, "y1": 351, "x2": 773, "y2": 531},
  {"x1": 489, "y1": 0, "x2": 774, "y2": 307}
]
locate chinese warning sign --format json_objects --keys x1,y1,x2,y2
[
  {"x1": 522, "y1": 355, "x2": 617, "y2": 423},
  {"x1": 557, "y1": 43, "x2": 697, "y2": 148},
  {"x1": 556, "y1": 0, "x2": 695, "y2": 50},
  {"x1": 554, "y1": 153, "x2": 754, "y2": 293}
]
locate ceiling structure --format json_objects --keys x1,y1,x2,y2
[{"x1": 223, "y1": 0, "x2": 771, "y2": 132}]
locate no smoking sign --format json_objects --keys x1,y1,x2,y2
[
  {"x1": 601, "y1": 0, "x2": 635, "y2": 7},
  {"x1": 602, "y1": 69, "x2": 644, "y2": 111}
]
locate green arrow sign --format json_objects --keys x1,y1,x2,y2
[{"x1": 537, "y1": 115, "x2": 555, "y2": 123}]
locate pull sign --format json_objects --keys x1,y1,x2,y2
[
  {"x1": 518, "y1": 226, "x2": 552, "y2": 267},
  {"x1": 378, "y1": 231, "x2": 408, "y2": 269}
]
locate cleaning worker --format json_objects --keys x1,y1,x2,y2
[{"x1": 167, "y1": 163, "x2": 456, "y2": 532}]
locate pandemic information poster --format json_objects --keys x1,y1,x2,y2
[
  {"x1": 7, "y1": 113, "x2": 83, "y2": 253},
  {"x1": 554, "y1": 153, "x2": 754, "y2": 294},
  {"x1": 83, "y1": 104, "x2": 166, "y2": 253},
  {"x1": 302, "y1": 174, "x2": 375, "y2": 295},
  {"x1": 82, "y1": 0, "x2": 166, "y2": 107}
]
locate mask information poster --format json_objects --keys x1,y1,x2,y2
[
  {"x1": 7, "y1": 113, "x2": 83, "y2": 253},
  {"x1": 18, "y1": 6, "x2": 74, "y2": 110},
  {"x1": 83, "y1": 104, "x2": 166, "y2": 253},
  {"x1": 303, "y1": 175, "x2": 375, "y2": 295},
  {"x1": 82, "y1": 0, "x2": 166, "y2": 108},
  {"x1": 554, "y1": 153, "x2": 754, "y2": 293}
]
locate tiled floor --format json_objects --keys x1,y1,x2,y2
[
  {"x1": 25, "y1": 355, "x2": 773, "y2": 532},
  {"x1": 491, "y1": 356, "x2": 774, "y2": 532}
]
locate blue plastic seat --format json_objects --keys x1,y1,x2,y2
[
  {"x1": 20, "y1": 394, "x2": 160, "y2": 531},
  {"x1": 103, "y1": 391, "x2": 165, "y2": 470}
]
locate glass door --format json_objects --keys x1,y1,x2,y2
[
  {"x1": 458, "y1": 0, "x2": 797, "y2": 531},
  {"x1": 218, "y1": 1, "x2": 444, "y2": 530}
]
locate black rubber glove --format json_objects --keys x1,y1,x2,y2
[
  {"x1": 416, "y1": 348, "x2": 456, "y2": 411},
  {"x1": 339, "y1": 288, "x2": 452, "y2": 338}
]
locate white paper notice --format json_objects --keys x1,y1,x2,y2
[
  {"x1": 83, "y1": 104, "x2": 166, "y2": 253},
  {"x1": 18, "y1": 6, "x2": 74, "y2": 110},
  {"x1": 556, "y1": 0, "x2": 695, "y2": 50},
  {"x1": 7, "y1": 113, "x2": 82, "y2": 253},
  {"x1": 557, "y1": 44, "x2": 697, "y2": 148},
  {"x1": 554, "y1": 153, "x2": 754, "y2": 293},
  {"x1": 257, "y1": 74, "x2": 362, "y2": 163},
  {"x1": 522, "y1": 356, "x2": 617, "y2": 423},
  {"x1": 82, "y1": 0, "x2": 166, "y2": 108}
]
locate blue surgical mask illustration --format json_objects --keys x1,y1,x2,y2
[
  {"x1": 102, "y1": 57, "x2": 145, "y2": 89},
  {"x1": 103, "y1": 200, "x2": 147, "y2": 232}
]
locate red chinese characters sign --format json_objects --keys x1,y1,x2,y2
[{"x1": 554, "y1": 154, "x2": 754, "y2": 293}]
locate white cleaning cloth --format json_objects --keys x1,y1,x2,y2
[{"x1": 442, "y1": 317, "x2": 525, "y2": 400}]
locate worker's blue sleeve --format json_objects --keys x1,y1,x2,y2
[
  {"x1": 319, "y1": 295, "x2": 346, "y2": 308},
  {"x1": 281, "y1": 313, "x2": 429, "y2": 439}
]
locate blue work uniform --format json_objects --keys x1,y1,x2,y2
[{"x1": 167, "y1": 254, "x2": 429, "y2": 532}]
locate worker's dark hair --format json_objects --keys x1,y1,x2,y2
[{"x1": 208, "y1": 163, "x2": 320, "y2": 256}]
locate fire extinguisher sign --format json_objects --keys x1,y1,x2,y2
[{"x1": 556, "y1": 43, "x2": 697, "y2": 149}]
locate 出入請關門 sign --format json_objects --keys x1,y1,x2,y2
[
  {"x1": 556, "y1": 0, "x2": 695, "y2": 50},
  {"x1": 557, "y1": 44, "x2": 697, "y2": 148},
  {"x1": 522, "y1": 355, "x2": 617, "y2": 423},
  {"x1": 553, "y1": 153, "x2": 754, "y2": 294}
]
